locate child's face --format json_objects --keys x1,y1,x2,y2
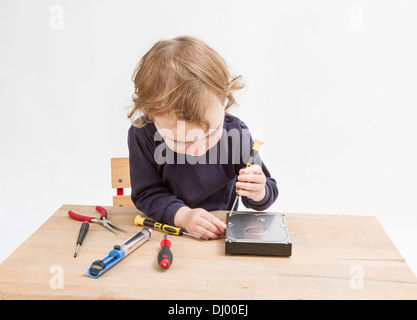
[{"x1": 154, "y1": 93, "x2": 225, "y2": 157}]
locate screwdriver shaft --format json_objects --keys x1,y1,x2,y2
[
  {"x1": 183, "y1": 232, "x2": 208, "y2": 240},
  {"x1": 74, "y1": 244, "x2": 80, "y2": 257},
  {"x1": 228, "y1": 196, "x2": 239, "y2": 218}
]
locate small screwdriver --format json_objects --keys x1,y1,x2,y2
[
  {"x1": 134, "y1": 216, "x2": 208, "y2": 240},
  {"x1": 158, "y1": 232, "x2": 173, "y2": 269},
  {"x1": 229, "y1": 139, "x2": 263, "y2": 218},
  {"x1": 74, "y1": 221, "x2": 89, "y2": 258}
]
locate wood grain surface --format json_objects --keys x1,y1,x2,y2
[{"x1": 0, "y1": 205, "x2": 416, "y2": 299}]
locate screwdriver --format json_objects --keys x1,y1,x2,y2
[
  {"x1": 74, "y1": 221, "x2": 89, "y2": 258},
  {"x1": 134, "y1": 216, "x2": 208, "y2": 240},
  {"x1": 229, "y1": 139, "x2": 263, "y2": 218},
  {"x1": 158, "y1": 232, "x2": 173, "y2": 269}
]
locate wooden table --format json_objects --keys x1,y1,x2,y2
[{"x1": 0, "y1": 204, "x2": 416, "y2": 300}]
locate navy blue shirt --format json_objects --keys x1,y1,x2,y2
[{"x1": 128, "y1": 113, "x2": 278, "y2": 226}]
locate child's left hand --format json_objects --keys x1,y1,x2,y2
[{"x1": 235, "y1": 164, "x2": 266, "y2": 202}]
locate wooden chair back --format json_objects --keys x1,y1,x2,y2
[{"x1": 111, "y1": 157, "x2": 135, "y2": 207}]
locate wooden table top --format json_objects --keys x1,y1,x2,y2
[{"x1": 0, "y1": 204, "x2": 416, "y2": 300}]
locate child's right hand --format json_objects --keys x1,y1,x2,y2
[{"x1": 174, "y1": 206, "x2": 227, "y2": 239}]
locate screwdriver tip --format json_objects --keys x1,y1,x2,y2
[{"x1": 74, "y1": 244, "x2": 80, "y2": 257}]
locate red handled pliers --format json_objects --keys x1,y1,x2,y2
[{"x1": 68, "y1": 206, "x2": 126, "y2": 234}]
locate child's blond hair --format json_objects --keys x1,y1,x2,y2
[{"x1": 128, "y1": 36, "x2": 244, "y2": 129}]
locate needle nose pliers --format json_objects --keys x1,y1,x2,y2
[{"x1": 68, "y1": 206, "x2": 126, "y2": 234}]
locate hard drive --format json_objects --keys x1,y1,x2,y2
[{"x1": 225, "y1": 213, "x2": 292, "y2": 256}]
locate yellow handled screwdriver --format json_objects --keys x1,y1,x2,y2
[
  {"x1": 229, "y1": 139, "x2": 264, "y2": 217},
  {"x1": 134, "y1": 216, "x2": 208, "y2": 240}
]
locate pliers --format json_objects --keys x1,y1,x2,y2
[{"x1": 68, "y1": 206, "x2": 126, "y2": 234}]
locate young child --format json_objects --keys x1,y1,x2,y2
[{"x1": 127, "y1": 36, "x2": 278, "y2": 239}]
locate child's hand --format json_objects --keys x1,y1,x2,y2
[
  {"x1": 236, "y1": 164, "x2": 266, "y2": 202},
  {"x1": 174, "y1": 207, "x2": 227, "y2": 239}
]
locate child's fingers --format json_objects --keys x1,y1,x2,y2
[
  {"x1": 237, "y1": 187, "x2": 266, "y2": 202},
  {"x1": 239, "y1": 164, "x2": 263, "y2": 175},
  {"x1": 235, "y1": 164, "x2": 267, "y2": 201},
  {"x1": 177, "y1": 208, "x2": 226, "y2": 239},
  {"x1": 201, "y1": 211, "x2": 226, "y2": 231},
  {"x1": 236, "y1": 181, "x2": 263, "y2": 192},
  {"x1": 194, "y1": 225, "x2": 222, "y2": 239},
  {"x1": 197, "y1": 217, "x2": 222, "y2": 235},
  {"x1": 237, "y1": 173, "x2": 265, "y2": 184},
  {"x1": 237, "y1": 189, "x2": 251, "y2": 197},
  {"x1": 188, "y1": 210, "x2": 225, "y2": 239},
  {"x1": 239, "y1": 165, "x2": 265, "y2": 183}
]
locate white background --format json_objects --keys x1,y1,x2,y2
[{"x1": 1, "y1": 0, "x2": 416, "y2": 277}]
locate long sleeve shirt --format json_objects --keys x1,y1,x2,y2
[{"x1": 128, "y1": 113, "x2": 278, "y2": 226}]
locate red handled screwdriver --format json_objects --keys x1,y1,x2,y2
[
  {"x1": 158, "y1": 232, "x2": 173, "y2": 269},
  {"x1": 74, "y1": 221, "x2": 89, "y2": 258}
]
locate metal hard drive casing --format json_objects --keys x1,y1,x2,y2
[{"x1": 225, "y1": 213, "x2": 292, "y2": 256}]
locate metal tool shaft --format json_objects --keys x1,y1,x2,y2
[
  {"x1": 229, "y1": 196, "x2": 239, "y2": 218},
  {"x1": 74, "y1": 244, "x2": 80, "y2": 257},
  {"x1": 118, "y1": 228, "x2": 152, "y2": 256},
  {"x1": 183, "y1": 232, "x2": 206, "y2": 240}
]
